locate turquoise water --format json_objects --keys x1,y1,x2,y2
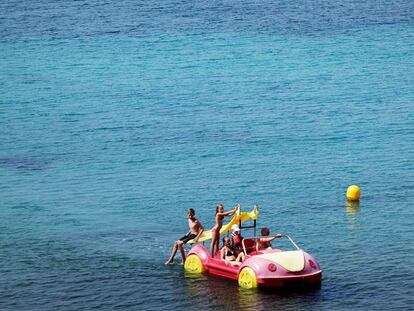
[{"x1": 1, "y1": 1, "x2": 414, "y2": 310}]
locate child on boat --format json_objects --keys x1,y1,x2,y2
[
  {"x1": 210, "y1": 203, "x2": 238, "y2": 257},
  {"x1": 231, "y1": 224, "x2": 244, "y2": 254},
  {"x1": 220, "y1": 236, "x2": 245, "y2": 266}
]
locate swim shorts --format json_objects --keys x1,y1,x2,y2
[{"x1": 179, "y1": 233, "x2": 197, "y2": 244}]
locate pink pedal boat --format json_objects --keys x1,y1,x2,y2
[
  {"x1": 184, "y1": 234, "x2": 322, "y2": 288},
  {"x1": 183, "y1": 206, "x2": 321, "y2": 288}
]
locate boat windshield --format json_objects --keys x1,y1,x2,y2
[{"x1": 242, "y1": 235, "x2": 300, "y2": 254}]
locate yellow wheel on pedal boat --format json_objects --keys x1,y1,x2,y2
[
  {"x1": 238, "y1": 267, "x2": 257, "y2": 289},
  {"x1": 184, "y1": 254, "x2": 204, "y2": 273}
]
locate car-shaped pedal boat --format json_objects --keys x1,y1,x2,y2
[{"x1": 184, "y1": 234, "x2": 322, "y2": 289}]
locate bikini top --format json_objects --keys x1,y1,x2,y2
[{"x1": 225, "y1": 247, "x2": 235, "y2": 257}]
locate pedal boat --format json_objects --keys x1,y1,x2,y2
[{"x1": 184, "y1": 234, "x2": 322, "y2": 289}]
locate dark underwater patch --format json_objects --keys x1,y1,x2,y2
[{"x1": 0, "y1": 156, "x2": 51, "y2": 171}]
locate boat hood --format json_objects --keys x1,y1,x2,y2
[{"x1": 254, "y1": 250, "x2": 305, "y2": 272}]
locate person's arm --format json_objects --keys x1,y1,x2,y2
[
  {"x1": 262, "y1": 236, "x2": 276, "y2": 243},
  {"x1": 193, "y1": 221, "x2": 204, "y2": 242},
  {"x1": 263, "y1": 234, "x2": 283, "y2": 242},
  {"x1": 217, "y1": 206, "x2": 238, "y2": 217},
  {"x1": 256, "y1": 235, "x2": 281, "y2": 250},
  {"x1": 221, "y1": 247, "x2": 226, "y2": 261},
  {"x1": 256, "y1": 237, "x2": 274, "y2": 250}
]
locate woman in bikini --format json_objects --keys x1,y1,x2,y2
[
  {"x1": 210, "y1": 203, "x2": 238, "y2": 257},
  {"x1": 220, "y1": 236, "x2": 245, "y2": 266}
]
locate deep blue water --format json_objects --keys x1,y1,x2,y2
[{"x1": 1, "y1": 1, "x2": 414, "y2": 310}]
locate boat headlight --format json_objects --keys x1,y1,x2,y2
[
  {"x1": 308, "y1": 259, "x2": 316, "y2": 269},
  {"x1": 268, "y1": 263, "x2": 277, "y2": 272}
]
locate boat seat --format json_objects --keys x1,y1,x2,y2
[
  {"x1": 243, "y1": 238, "x2": 256, "y2": 255},
  {"x1": 216, "y1": 249, "x2": 221, "y2": 258}
]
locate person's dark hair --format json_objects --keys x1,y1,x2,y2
[
  {"x1": 261, "y1": 227, "x2": 270, "y2": 236},
  {"x1": 222, "y1": 236, "x2": 230, "y2": 246},
  {"x1": 188, "y1": 208, "x2": 195, "y2": 215},
  {"x1": 215, "y1": 203, "x2": 223, "y2": 215}
]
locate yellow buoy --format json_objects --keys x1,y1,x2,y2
[{"x1": 346, "y1": 185, "x2": 361, "y2": 201}]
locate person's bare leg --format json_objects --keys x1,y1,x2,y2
[
  {"x1": 178, "y1": 241, "x2": 186, "y2": 264},
  {"x1": 210, "y1": 232, "x2": 216, "y2": 257},
  {"x1": 165, "y1": 241, "x2": 178, "y2": 264},
  {"x1": 210, "y1": 233, "x2": 216, "y2": 257},
  {"x1": 214, "y1": 237, "x2": 220, "y2": 257}
]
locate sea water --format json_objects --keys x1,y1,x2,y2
[{"x1": 1, "y1": 1, "x2": 414, "y2": 310}]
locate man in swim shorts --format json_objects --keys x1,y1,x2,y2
[{"x1": 165, "y1": 208, "x2": 204, "y2": 265}]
